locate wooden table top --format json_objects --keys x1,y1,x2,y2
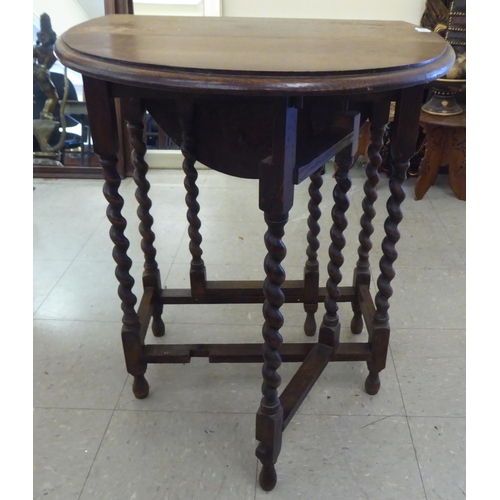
[{"x1": 56, "y1": 15, "x2": 455, "y2": 95}]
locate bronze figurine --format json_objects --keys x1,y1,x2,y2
[
  {"x1": 33, "y1": 13, "x2": 59, "y2": 120},
  {"x1": 33, "y1": 13, "x2": 69, "y2": 164}
]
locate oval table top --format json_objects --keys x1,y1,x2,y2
[{"x1": 55, "y1": 15, "x2": 455, "y2": 95}]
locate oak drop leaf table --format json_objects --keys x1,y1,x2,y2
[{"x1": 55, "y1": 15, "x2": 454, "y2": 492}]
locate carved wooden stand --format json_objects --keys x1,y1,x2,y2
[{"x1": 415, "y1": 106, "x2": 466, "y2": 201}]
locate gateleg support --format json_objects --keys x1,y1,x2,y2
[{"x1": 83, "y1": 76, "x2": 149, "y2": 400}]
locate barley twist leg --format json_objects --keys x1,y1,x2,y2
[
  {"x1": 351, "y1": 102, "x2": 390, "y2": 334},
  {"x1": 319, "y1": 148, "x2": 352, "y2": 347},
  {"x1": 256, "y1": 214, "x2": 288, "y2": 492},
  {"x1": 102, "y1": 156, "x2": 148, "y2": 399},
  {"x1": 303, "y1": 167, "x2": 323, "y2": 336},
  {"x1": 178, "y1": 100, "x2": 207, "y2": 296},
  {"x1": 125, "y1": 102, "x2": 165, "y2": 337}
]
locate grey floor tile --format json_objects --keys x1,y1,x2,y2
[
  {"x1": 390, "y1": 328, "x2": 465, "y2": 360},
  {"x1": 33, "y1": 259, "x2": 72, "y2": 313},
  {"x1": 34, "y1": 260, "x2": 123, "y2": 322},
  {"x1": 76, "y1": 215, "x2": 187, "y2": 264},
  {"x1": 34, "y1": 319, "x2": 128, "y2": 410},
  {"x1": 198, "y1": 184, "x2": 263, "y2": 222},
  {"x1": 33, "y1": 178, "x2": 107, "y2": 219},
  {"x1": 79, "y1": 411, "x2": 257, "y2": 500},
  {"x1": 380, "y1": 267, "x2": 466, "y2": 330},
  {"x1": 391, "y1": 329, "x2": 465, "y2": 417},
  {"x1": 175, "y1": 219, "x2": 268, "y2": 266},
  {"x1": 409, "y1": 416, "x2": 466, "y2": 500},
  {"x1": 33, "y1": 214, "x2": 105, "y2": 261},
  {"x1": 294, "y1": 348, "x2": 405, "y2": 417},
  {"x1": 255, "y1": 415, "x2": 426, "y2": 500},
  {"x1": 33, "y1": 408, "x2": 112, "y2": 500},
  {"x1": 117, "y1": 359, "x2": 262, "y2": 414},
  {"x1": 370, "y1": 222, "x2": 465, "y2": 270},
  {"x1": 33, "y1": 259, "x2": 171, "y2": 322},
  {"x1": 431, "y1": 199, "x2": 466, "y2": 264}
]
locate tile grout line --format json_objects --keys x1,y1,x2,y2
[
  {"x1": 430, "y1": 197, "x2": 466, "y2": 268},
  {"x1": 33, "y1": 201, "x2": 108, "y2": 316},
  {"x1": 77, "y1": 375, "x2": 131, "y2": 500},
  {"x1": 390, "y1": 344, "x2": 429, "y2": 500}
]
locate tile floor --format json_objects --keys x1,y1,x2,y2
[{"x1": 33, "y1": 161, "x2": 465, "y2": 499}]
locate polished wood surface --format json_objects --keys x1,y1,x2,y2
[
  {"x1": 55, "y1": 15, "x2": 454, "y2": 492},
  {"x1": 56, "y1": 15, "x2": 454, "y2": 95},
  {"x1": 60, "y1": 16, "x2": 448, "y2": 73}
]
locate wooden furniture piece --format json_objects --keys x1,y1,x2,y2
[
  {"x1": 55, "y1": 15, "x2": 454, "y2": 492},
  {"x1": 415, "y1": 106, "x2": 466, "y2": 200}
]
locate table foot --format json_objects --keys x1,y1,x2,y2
[
  {"x1": 258, "y1": 461, "x2": 277, "y2": 492},
  {"x1": 152, "y1": 307, "x2": 165, "y2": 337},
  {"x1": 132, "y1": 375, "x2": 150, "y2": 399},
  {"x1": 304, "y1": 312, "x2": 317, "y2": 337},
  {"x1": 350, "y1": 312, "x2": 363, "y2": 334},
  {"x1": 365, "y1": 371, "x2": 381, "y2": 395}
]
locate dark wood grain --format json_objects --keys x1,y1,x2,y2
[
  {"x1": 58, "y1": 16, "x2": 451, "y2": 74},
  {"x1": 142, "y1": 342, "x2": 371, "y2": 364},
  {"x1": 55, "y1": 16, "x2": 455, "y2": 96}
]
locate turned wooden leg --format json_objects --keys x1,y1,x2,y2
[
  {"x1": 178, "y1": 99, "x2": 207, "y2": 297},
  {"x1": 83, "y1": 77, "x2": 148, "y2": 399},
  {"x1": 303, "y1": 167, "x2": 323, "y2": 336},
  {"x1": 123, "y1": 98, "x2": 165, "y2": 337},
  {"x1": 368, "y1": 86, "x2": 424, "y2": 395},
  {"x1": 319, "y1": 145, "x2": 353, "y2": 347},
  {"x1": 351, "y1": 101, "x2": 391, "y2": 334},
  {"x1": 256, "y1": 98, "x2": 298, "y2": 492},
  {"x1": 256, "y1": 213, "x2": 287, "y2": 492}
]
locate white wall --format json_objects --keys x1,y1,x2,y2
[
  {"x1": 134, "y1": 2, "x2": 205, "y2": 16},
  {"x1": 33, "y1": 0, "x2": 90, "y2": 36},
  {"x1": 34, "y1": 1, "x2": 427, "y2": 30},
  {"x1": 222, "y1": 0, "x2": 427, "y2": 25}
]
